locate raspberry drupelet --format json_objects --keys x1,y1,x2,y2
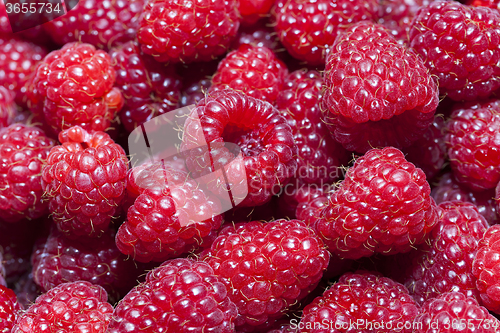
[{"x1": 42, "y1": 126, "x2": 128, "y2": 239}]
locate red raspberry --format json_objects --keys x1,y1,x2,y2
[
  {"x1": 232, "y1": 21, "x2": 283, "y2": 52},
  {"x1": 107, "y1": 258, "x2": 238, "y2": 333},
  {"x1": 12, "y1": 281, "x2": 113, "y2": 333},
  {"x1": 0, "y1": 87, "x2": 16, "y2": 129},
  {"x1": 314, "y1": 147, "x2": 438, "y2": 260},
  {"x1": 404, "y1": 201, "x2": 488, "y2": 305},
  {"x1": 321, "y1": 22, "x2": 439, "y2": 153},
  {"x1": 137, "y1": 0, "x2": 240, "y2": 63},
  {"x1": 276, "y1": 69, "x2": 348, "y2": 185},
  {"x1": 44, "y1": 0, "x2": 145, "y2": 50},
  {"x1": 181, "y1": 77, "x2": 212, "y2": 107},
  {"x1": 466, "y1": 0, "x2": 500, "y2": 9},
  {"x1": 277, "y1": 183, "x2": 329, "y2": 221},
  {"x1": 299, "y1": 272, "x2": 419, "y2": 333},
  {"x1": 273, "y1": 0, "x2": 379, "y2": 66},
  {"x1": 414, "y1": 292, "x2": 500, "y2": 333},
  {"x1": 109, "y1": 41, "x2": 182, "y2": 133},
  {"x1": 178, "y1": 59, "x2": 220, "y2": 107},
  {"x1": 210, "y1": 44, "x2": 288, "y2": 103},
  {"x1": 182, "y1": 90, "x2": 297, "y2": 207},
  {"x1": 42, "y1": 126, "x2": 128, "y2": 239},
  {"x1": 0, "y1": 285, "x2": 20, "y2": 332},
  {"x1": 472, "y1": 224, "x2": 500, "y2": 314},
  {"x1": 204, "y1": 219, "x2": 330, "y2": 331},
  {"x1": 295, "y1": 188, "x2": 330, "y2": 227},
  {"x1": 13, "y1": 273, "x2": 41, "y2": 310},
  {"x1": 409, "y1": 1, "x2": 500, "y2": 101},
  {"x1": 116, "y1": 162, "x2": 224, "y2": 263},
  {"x1": 27, "y1": 42, "x2": 123, "y2": 136},
  {"x1": 240, "y1": 0, "x2": 274, "y2": 25},
  {"x1": 0, "y1": 124, "x2": 54, "y2": 223}
]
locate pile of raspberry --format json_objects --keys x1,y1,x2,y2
[{"x1": 2, "y1": 0, "x2": 500, "y2": 332}]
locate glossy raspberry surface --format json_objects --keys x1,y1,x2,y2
[
  {"x1": 204, "y1": 219, "x2": 330, "y2": 331},
  {"x1": 0, "y1": 87, "x2": 15, "y2": 129},
  {"x1": 210, "y1": 44, "x2": 288, "y2": 103},
  {"x1": 466, "y1": 0, "x2": 500, "y2": 9},
  {"x1": 42, "y1": 126, "x2": 128, "y2": 239},
  {"x1": 0, "y1": 285, "x2": 20, "y2": 333},
  {"x1": 295, "y1": 188, "x2": 330, "y2": 227},
  {"x1": 240, "y1": 0, "x2": 274, "y2": 24},
  {"x1": 273, "y1": 0, "x2": 379, "y2": 65},
  {"x1": 314, "y1": 147, "x2": 438, "y2": 260},
  {"x1": 12, "y1": 281, "x2": 113, "y2": 333},
  {"x1": 0, "y1": 124, "x2": 54, "y2": 223},
  {"x1": 409, "y1": 1, "x2": 500, "y2": 101},
  {"x1": 322, "y1": 22, "x2": 438, "y2": 153},
  {"x1": 277, "y1": 183, "x2": 329, "y2": 221},
  {"x1": 107, "y1": 258, "x2": 238, "y2": 333},
  {"x1": 137, "y1": 0, "x2": 240, "y2": 63}
]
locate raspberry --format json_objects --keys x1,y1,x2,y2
[
  {"x1": 44, "y1": 0, "x2": 145, "y2": 50},
  {"x1": 210, "y1": 44, "x2": 288, "y2": 103},
  {"x1": 273, "y1": 0, "x2": 379, "y2": 66},
  {"x1": 42, "y1": 126, "x2": 128, "y2": 239},
  {"x1": 404, "y1": 201, "x2": 488, "y2": 305},
  {"x1": 109, "y1": 41, "x2": 182, "y2": 133},
  {"x1": 107, "y1": 258, "x2": 238, "y2": 333},
  {"x1": 180, "y1": 77, "x2": 212, "y2": 107},
  {"x1": 295, "y1": 187, "x2": 330, "y2": 227},
  {"x1": 321, "y1": 22, "x2": 439, "y2": 153},
  {"x1": 240, "y1": 0, "x2": 274, "y2": 25},
  {"x1": 414, "y1": 292, "x2": 500, "y2": 333},
  {"x1": 181, "y1": 90, "x2": 297, "y2": 207},
  {"x1": 232, "y1": 21, "x2": 283, "y2": 52},
  {"x1": 314, "y1": 147, "x2": 438, "y2": 260},
  {"x1": 12, "y1": 281, "x2": 113, "y2": 333},
  {"x1": 204, "y1": 219, "x2": 330, "y2": 331},
  {"x1": 0, "y1": 285, "x2": 20, "y2": 332},
  {"x1": 472, "y1": 224, "x2": 500, "y2": 314},
  {"x1": 409, "y1": 1, "x2": 500, "y2": 101},
  {"x1": 137, "y1": 0, "x2": 240, "y2": 63},
  {"x1": 277, "y1": 183, "x2": 329, "y2": 221},
  {"x1": 466, "y1": 0, "x2": 500, "y2": 9},
  {"x1": 116, "y1": 162, "x2": 224, "y2": 263},
  {"x1": 0, "y1": 124, "x2": 54, "y2": 223},
  {"x1": 299, "y1": 272, "x2": 419, "y2": 333},
  {"x1": 27, "y1": 42, "x2": 123, "y2": 136},
  {"x1": 178, "y1": 59, "x2": 220, "y2": 107},
  {"x1": 0, "y1": 87, "x2": 15, "y2": 129},
  {"x1": 13, "y1": 273, "x2": 41, "y2": 310},
  {"x1": 445, "y1": 99, "x2": 500, "y2": 191},
  {"x1": 0, "y1": 37, "x2": 47, "y2": 107},
  {"x1": 276, "y1": 69, "x2": 348, "y2": 185}
]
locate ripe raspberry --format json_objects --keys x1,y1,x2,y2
[
  {"x1": 107, "y1": 258, "x2": 238, "y2": 333},
  {"x1": 472, "y1": 224, "x2": 500, "y2": 314},
  {"x1": 13, "y1": 273, "x2": 41, "y2": 310},
  {"x1": 178, "y1": 59, "x2": 220, "y2": 107},
  {"x1": 109, "y1": 41, "x2": 182, "y2": 132},
  {"x1": 137, "y1": 0, "x2": 240, "y2": 63},
  {"x1": 116, "y1": 162, "x2": 224, "y2": 263},
  {"x1": 409, "y1": 1, "x2": 500, "y2": 101},
  {"x1": 44, "y1": 0, "x2": 145, "y2": 50},
  {"x1": 277, "y1": 183, "x2": 329, "y2": 221},
  {"x1": 404, "y1": 201, "x2": 488, "y2": 305},
  {"x1": 240, "y1": 0, "x2": 274, "y2": 25},
  {"x1": 0, "y1": 87, "x2": 15, "y2": 129},
  {"x1": 232, "y1": 21, "x2": 283, "y2": 52},
  {"x1": 299, "y1": 272, "x2": 419, "y2": 333},
  {"x1": 204, "y1": 219, "x2": 330, "y2": 331},
  {"x1": 0, "y1": 285, "x2": 20, "y2": 332},
  {"x1": 28, "y1": 42, "x2": 123, "y2": 136},
  {"x1": 0, "y1": 124, "x2": 54, "y2": 223},
  {"x1": 295, "y1": 187, "x2": 330, "y2": 227},
  {"x1": 276, "y1": 69, "x2": 348, "y2": 185},
  {"x1": 414, "y1": 292, "x2": 500, "y2": 333},
  {"x1": 210, "y1": 44, "x2": 288, "y2": 103},
  {"x1": 273, "y1": 0, "x2": 379, "y2": 66},
  {"x1": 12, "y1": 281, "x2": 113, "y2": 333},
  {"x1": 0, "y1": 37, "x2": 47, "y2": 107},
  {"x1": 182, "y1": 90, "x2": 297, "y2": 207},
  {"x1": 466, "y1": 0, "x2": 500, "y2": 9},
  {"x1": 322, "y1": 21, "x2": 439, "y2": 153},
  {"x1": 181, "y1": 78, "x2": 212, "y2": 107},
  {"x1": 42, "y1": 126, "x2": 128, "y2": 239},
  {"x1": 314, "y1": 147, "x2": 438, "y2": 260}
]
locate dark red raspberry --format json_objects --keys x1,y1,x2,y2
[
  {"x1": 232, "y1": 21, "x2": 283, "y2": 52},
  {"x1": 137, "y1": 0, "x2": 240, "y2": 63},
  {"x1": 12, "y1": 281, "x2": 113, "y2": 333},
  {"x1": 0, "y1": 87, "x2": 15, "y2": 129},
  {"x1": 276, "y1": 69, "x2": 348, "y2": 185},
  {"x1": 178, "y1": 59, "x2": 220, "y2": 107},
  {"x1": 295, "y1": 187, "x2": 330, "y2": 227},
  {"x1": 116, "y1": 162, "x2": 224, "y2": 263},
  {"x1": 44, "y1": 0, "x2": 145, "y2": 50},
  {"x1": 314, "y1": 147, "x2": 438, "y2": 260},
  {"x1": 0, "y1": 285, "x2": 20, "y2": 332},
  {"x1": 409, "y1": 1, "x2": 500, "y2": 101},
  {"x1": 472, "y1": 225, "x2": 500, "y2": 314},
  {"x1": 0, "y1": 124, "x2": 54, "y2": 223},
  {"x1": 299, "y1": 272, "x2": 419, "y2": 333},
  {"x1": 109, "y1": 41, "x2": 182, "y2": 133},
  {"x1": 210, "y1": 44, "x2": 288, "y2": 103},
  {"x1": 240, "y1": 0, "x2": 274, "y2": 25},
  {"x1": 28, "y1": 42, "x2": 123, "y2": 136},
  {"x1": 414, "y1": 292, "x2": 500, "y2": 333},
  {"x1": 466, "y1": 0, "x2": 500, "y2": 9},
  {"x1": 182, "y1": 90, "x2": 297, "y2": 207},
  {"x1": 0, "y1": 2, "x2": 53, "y2": 45},
  {"x1": 42, "y1": 126, "x2": 128, "y2": 239},
  {"x1": 322, "y1": 21, "x2": 439, "y2": 153},
  {"x1": 204, "y1": 219, "x2": 330, "y2": 331},
  {"x1": 180, "y1": 78, "x2": 212, "y2": 107},
  {"x1": 107, "y1": 258, "x2": 238, "y2": 333},
  {"x1": 266, "y1": 322, "x2": 297, "y2": 333},
  {"x1": 13, "y1": 273, "x2": 41, "y2": 310},
  {"x1": 273, "y1": 0, "x2": 379, "y2": 66},
  {"x1": 404, "y1": 201, "x2": 488, "y2": 305}
]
